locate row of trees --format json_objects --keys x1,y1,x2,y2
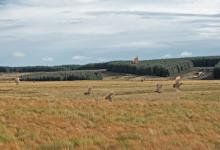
[
  {"x1": 214, "y1": 62, "x2": 220, "y2": 79},
  {"x1": 1, "y1": 56, "x2": 220, "y2": 78},
  {"x1": 20, "y1": 71, "x2": 103, "y2": 81},
  {"x1": 107, "y1": 60, "x2": 193, "y2": 77},
  {"x1": 187, "y1": 56, "x2": 220, "y2": 67},
  {"x1": 78, "y1": 56, "x2": 220, "y2": 77},
  {"x1": 78, "y1": 63, "x2": 108, "y2": 70},
  {"x1": 0, "y1": 65, "x2": 80, "y2": 73},
  {"x1": 78, "y1": 60, "x2": 193, "y2": 77}
]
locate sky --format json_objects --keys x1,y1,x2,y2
[{"x1": 0, "y1": 0, "x2": 220, "y2": 66}]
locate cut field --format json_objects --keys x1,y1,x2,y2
[{"x1": 0, "y1": 80, "x2": 219, "y2": 150}]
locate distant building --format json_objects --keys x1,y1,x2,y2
[{"x1": 131, "y1": 56, "x2": 140, "y2": 65}]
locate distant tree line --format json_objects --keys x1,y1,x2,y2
[
  {"x1": 1, "y1": 56, "x2": 220, "y2": 78},
  {"x1": 20, "y1": 71, "x2": 103, "y2": 81},
  {"x1": 78, "y1": 63, "x2": 108, "y2": 70},
  {"x1": 79, "y1": 60, "x2": 194, "y2": 77},
  {"x1": 79, "y1": 56, "x2": 220, "y2": 77},
  {"x1": 0, "y1": 65, "x2": 80, "y2": 73},
  {"x1": 187, "y1": 56, "x2": 220, "y2": 67},
  {"x1": 107, "y1": 60, "x2": 193, "y2": 77}
]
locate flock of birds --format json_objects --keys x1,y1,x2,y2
[
  {"x1": 84, "y1": 75, "x2": 183, "y2": 102},
  {"x1": 1, "y1": 74, "x2": 183, "y2": 102}
]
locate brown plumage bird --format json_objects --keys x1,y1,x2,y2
[
  {"x1": 173, "y1": 76, "x2": 183, "y2": 90},
  {"x1": 84, "y1": 87, "x2": 92, "y2": 95},
  {"x1": 105, "y1": 91, "x2": 114, "y2": 102},
  {"x1": 14, "y1": 77, "x2": 20, "y2": 85},
  {"x1": 155, "y1": 83, "x2": 163, "y2": 93}
]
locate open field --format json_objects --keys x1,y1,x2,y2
[{"x1": 0, "y1": 80, "x2": 219, "y2": 150}]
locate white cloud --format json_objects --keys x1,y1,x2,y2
[
  {"x1": 42, "y1": 57, "x2": 54, "y2": 62},
  {"x1": 95, "y1": 58, "x2": 107, "y2": 62},
  {"x1": 180, "y1": 51, "x2": 192, "y2": 57},
  {"x1": 108, "y1": 41, "x2": 167, "y2": 48},
  {"x1": 0, "y1": 0, "x2": 220, "y2": 65},
  {"x1": 76, "y1": 0, "x2": 99, "y2": 3},
  {"x1": 12, "y1": 52, "x2": 25, "y2": 58},
  {"x1": 162, "y1": 54, "x2": 172, "y2": 59},
  {"x1": 72, "y1": 55, "x2": 90, "y2": 60}
]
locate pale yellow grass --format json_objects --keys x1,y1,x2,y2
[{"x1": 0, "y1": 80, "x2": 219, "y2": 150}]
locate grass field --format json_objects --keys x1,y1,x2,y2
[{"x1": 0, "y1": 80, "x2": 220, "y2": 150}]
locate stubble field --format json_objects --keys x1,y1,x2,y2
[{"x1": 0, "y1": 80, "x2": 219, "y2": 150}]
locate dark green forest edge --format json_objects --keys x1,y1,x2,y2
[
  {"x1": 21, "y1": 71, "x2": 103, "y2": 81},
  {"x1": 79, "y1": 56, "x2": 220, "y2": 78},
  {"x1": 214, "y1": 61, "x2": 220, "y2": 78},
  {"x1": 1, "y1": 56, "x2": 220, "y2": 80}
]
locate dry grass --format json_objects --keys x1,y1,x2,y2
[{"x1": 0, "y1": 80, "x2": 219, "y2": 150}]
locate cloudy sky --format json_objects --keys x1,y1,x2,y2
[{"x1": 0, "y1": 0, "x2": 220, "y2": 66}]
